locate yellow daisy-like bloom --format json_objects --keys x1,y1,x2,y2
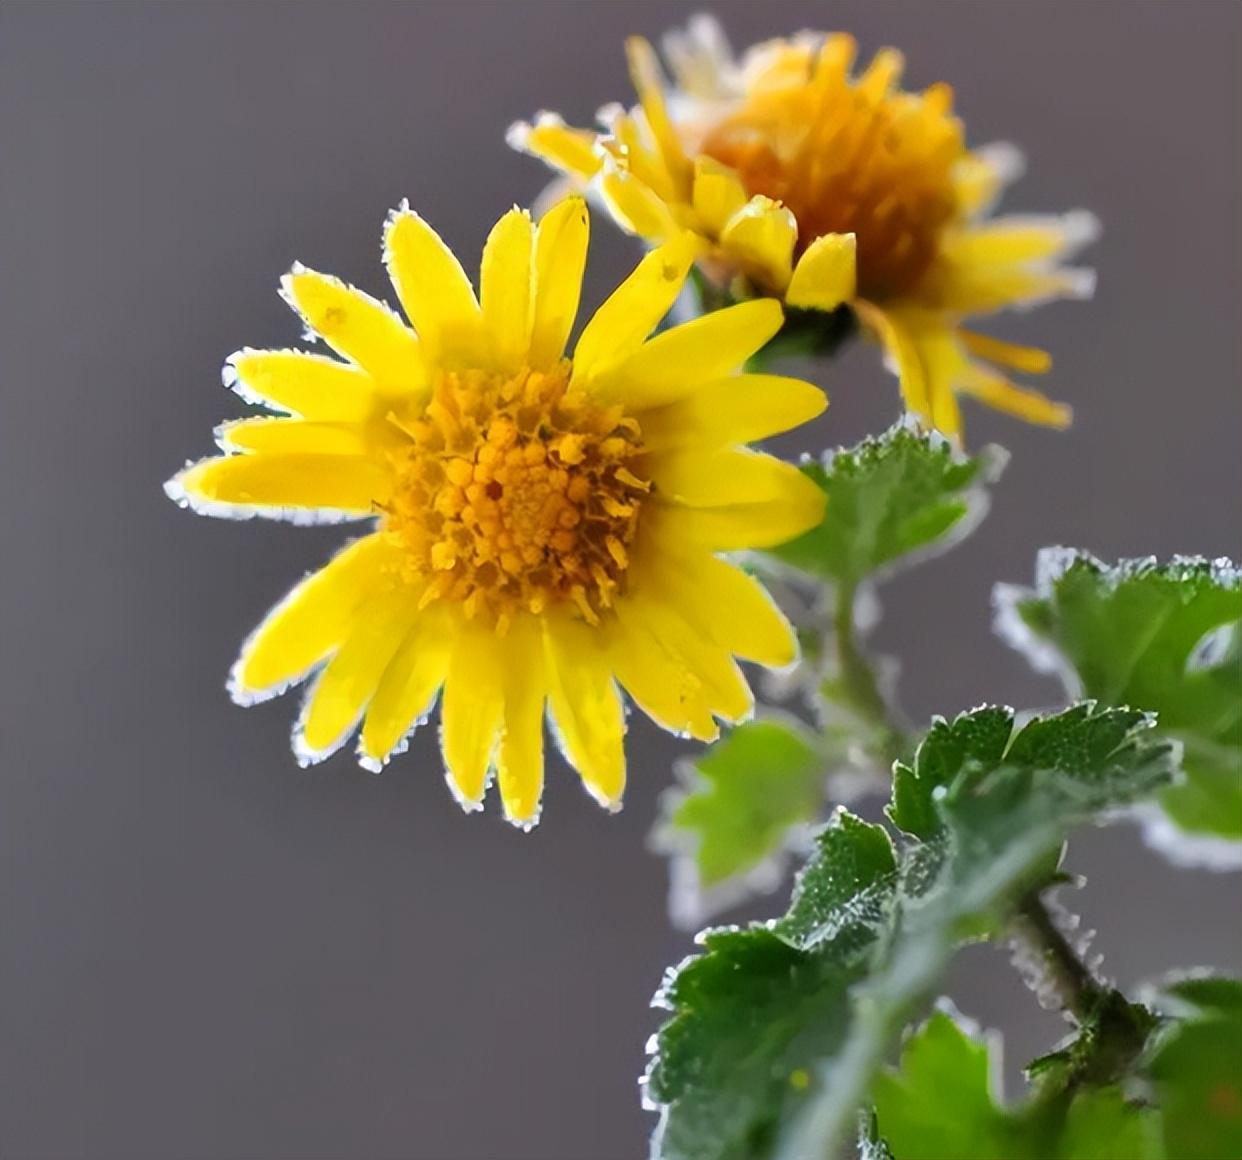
[
  {"x1": 509, "y1": 18, "x2": 1097, "y2": 439},
  {"x1": 165, "y1": 199, "x2": 827, "y2": 827}
]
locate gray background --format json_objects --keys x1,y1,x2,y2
[{"x1": 1, "y1": 2, "x2": 1239, "y2": 1158}]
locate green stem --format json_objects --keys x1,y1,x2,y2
[
  {"x1": 832, "y1": 582, "x2": 909, "y2": 765},
  {"x1": 1010, "y1": 891, "x2": 1157, "y2": 1074},
  {"x1": 827, "y1": 590, "x2": 1101, "y2": 1023},
  {"x1": 1011, "y1": 893, "x2": 1105, "y2": 1024}
]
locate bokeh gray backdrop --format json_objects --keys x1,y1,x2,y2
[{"x1": 1, "y1": 2, "x2": 1239, "y2": 1158}]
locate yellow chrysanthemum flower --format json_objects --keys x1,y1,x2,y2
[
  {"x1": 509, "y1": 17, "x2": 1097, "y2": 439},
  {"x1": 165, "y1": 199, "x2": 827, "y2": 827}
]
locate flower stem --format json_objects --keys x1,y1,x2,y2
[
  {"x1": 1011, "y1": 893, "x2": 1158, "y2": 1100},
  {"x1": 829, "y1": 589, "x2": 1102, "y2": 1026},
  {"x1": 1010, "y1": 892, "x2": 1104, "y2": 1024},
  {"x1": 832, "y1": 581, "x2": 909, "y2": 766}
]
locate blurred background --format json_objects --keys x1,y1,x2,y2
[{"x1": 1, "y1": 2, "x2": 1238, "y2": 1158}]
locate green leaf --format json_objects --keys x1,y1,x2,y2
[
  {"x1": 655, "y1": 718, "x2": 829, "y2": 926},
  {"x1": 766, "y1": 423, "x2": 1002, "y2": 588},
  {"x1": 779, "y1": 708, "x2": 1173, "y2": 1160},
  {"x1": 870, "y1": 976, "x2": 1242, "y2": 1160},
  {"x1": 646, "y1": 814, "x2": 896, "y2": 1160},
  {"x1": 872, "y1": 1008, "x2": 1162, "y2": 1160},
  {"x1": 890, "y1": 703, "x2": 1165, "y2": 842},
  {"x1": 1054, "y1": 1088, "x2": 1164, "y2": 1160},
  {"x1": 774, "y1": 811, "x2": 897, "y2": 952},
  {"x1": 1145, "y1": 974, "x2": 1242, "y2": 1160},
  {"x1": 646, "y1": 706, "x2": 1177, "y2": 1160},
  {"x1": 872, "y1": 1007, "x2": 1013, "y2": 1159},
  {"x1": 997, "y1": 551, "x2": 1242, "y2": 857},
  {"x1": 889, "y1": 705, "x2": 1014, "y2": 839}
]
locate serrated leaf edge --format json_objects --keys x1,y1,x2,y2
[
  {"x1": 767, "y1": 421, "x2": 1008, "y2": 588},
  {"x1": 994, "y1": 548, "x2": 1242, "y2": 870}
]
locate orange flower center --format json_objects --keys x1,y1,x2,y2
[
  {"x1": 697, "y1": 44, "x2": 964, "y2": 301},
  {"x1": 385, "y1": 363, "x2": 647, "y2": 626}
]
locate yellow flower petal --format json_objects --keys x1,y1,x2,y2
[
  {"x1": 280, "y1": 267, "x2": 426, "y2": 392},
  {"x1": 440, "y1": 628, "x2": 505, "y2": 810},
  {"x1": 479, "y1": 207, "x2": 535, "y2": 373},
  {"x1": 383, "y1": 204, "x2": 481, "y2": 362},
  {"x1": 693, "y1": 558, "x2": 798, "y2": 668},
  {"x1": 495, "y1": 618, "x2": 547, "y2": 826},
  {"x1": 596, "y1": 164, "x2": 683, "y2": 241},
  {"x1": 646, "y1": 545, "x2": 798, "y2": 667},
  {"x1": 996, "y1": 268, "x2": 1096, "y2": 312},
  {"x1": 169, "y1": 453, "x2": 390, "y2": 519},
  {"x1": 543, "y1": 616, "x2": 626, "y2": 809},
  {"x1": 747, "y1": 38, "x2": 823, "y2": 93},
  {"x1": 619, "y1": 588, "x2": 753, "y2": 723},
  {"x1": 866, "y1": 306, "x2": 966, "y2": 437},
  {"x1": 921, "y1": 255, "x2": 1096, "y2": 314},
  {"x1": 662, "y1": 14, "x2": 736, "y2": 100},
  {"x1": 506, "y1": 112, "x2": 603, "y2": 181},
  {"x1": 297, "y1": 590, "x2": 418, "y2": 763},
  {"x1": 639, "y1": 373, "x2": 827, "y2": 453},
  {"x1": 853, "y1": 300, "x2": 931, "y2": 424},
  {"x1": 358, "y1": 604, "x2": 453, "y2": 770},
  {"x1": 861, "y1": 305, "x2": 1068, "y2": 435},
  {"x1": 605, "y1": 614, "x2": 718, "y2": 742},
  {"x1": 225, "y1": 349, "x2": 374, "y2": 422},
  {"x1": 959, "y1": 330, "x2": 1052, "y2": 375},
  {"x1": 858, "y1": 47, "x2": 905, "y2": 99},
  {"x1": 649, "y1": 447, "x2": 824, "y2": 511},
  {"x1": 660, "y1": 498, "x2": 830, "y2": 551},
  {"x1": 625, "y1": 36, "x2": 692, "y2": 189},
  {"x1": 719, "y1": 196, "x2": 798, "y2": 291},
  {"x1": 786, "y1": 232, "x2": 857, "y2": 312},
  {"x1": 691, "y1": 155, "x2": 749, "y2": 238},
  {"x1": 945, "y1": 211, "x2": 1099, "y2": 267},
  {"x1": 229, "y1": 533, "x2": 398, "y2": 702},
  {"x1": 914, "y1": 325, "x2": 965, "y2": 439},
  {"x1": 216, "y1": 418, "x2": 371, "y2": 457},
  {"x1": 958, "y1": 367, "x2": 1072, "y2": 428},
  {"x1": 595, "y1": 298, "x2": 784, "y2": 409},
  {"x1": 599, "y1": 108, "x2": 680, "y2": 203},
  {"x1": 529, "y1": 196, "x2": 590, "y2": 369},
  {"x1": 812, "y1": 32, "x2": 860, "y2": 90},
  {"x1": 571, "y1": 232, "x2": 699, "y2": 385},
  {"x1": 953, "y1": 142, "x2": 1024, "y2": 219}
]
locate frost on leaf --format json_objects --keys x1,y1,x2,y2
[
  {"x1": 646, "y1": 812, "x2": 895, "y2": 1160},
  {"x1": 765, "y1": 422, "x2": 1004, "y2": 588},
  {"x1": 996, "y1": 550, "x2": 1242, "y2": 862},
  {"x1": 644, "y1": 706, "x2": 1175, "y2": 1160}
]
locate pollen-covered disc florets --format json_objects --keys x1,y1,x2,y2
[
  {"x1": 385, "y1": 362, "x2": 648, "y2": 625},
  {"x1": 698, "y1": 39, "x2": 962, "y2": 301}
]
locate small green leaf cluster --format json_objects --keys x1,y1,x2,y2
[
  {"x1": 872, "y1": 971, "x2": 1242, "y2": 1160},
  {"x1": 646, "y1": 424, "x2": 1241, "y2": 1160},
  {"x1": 646, "y1": 705, "x2": 1198, "y2": 1160}
]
